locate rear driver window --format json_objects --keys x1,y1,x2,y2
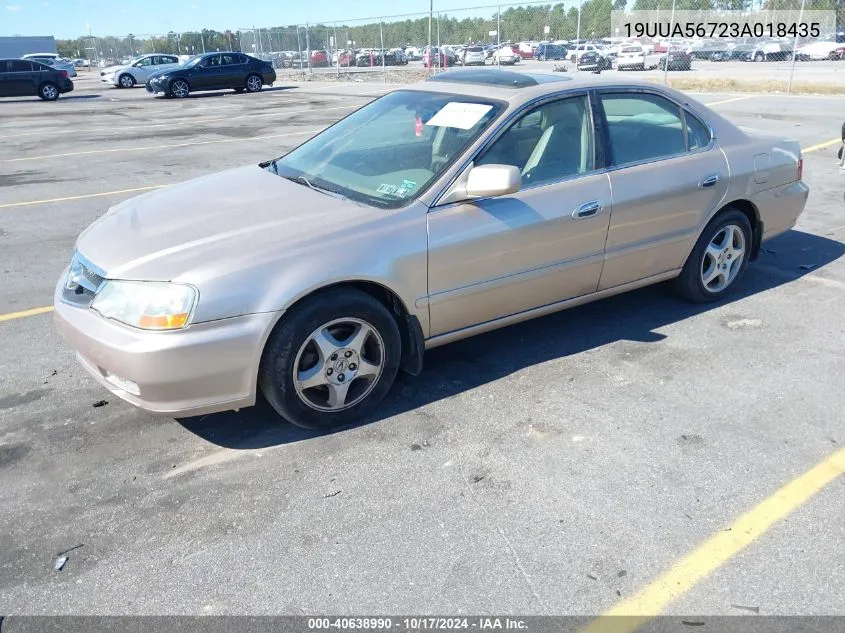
[
  {"x1": 685, "y1": 112, "x2": 711, "y2": 150},
  {"x1": 600, "y1": 92, "x2": 686, "y2": 166}
]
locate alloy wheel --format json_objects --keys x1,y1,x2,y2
[
  {"x1": 41, "y1": 84, "x2": 58, "y2": 100},
  {"x1": 292, "y1": 317, "x2": 385, "y2": 412},
  {"x1": 247, "y1": 75, "x2": 262, "y2": 92},
  {"x1": 701, "y1": 224, "x2": 746, "y2": 293},
  {"x1": 172, "y1": 80, "x2": 189, "y2": 98}
]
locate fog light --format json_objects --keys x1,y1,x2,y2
[{"x1": 104, "y1": 371, "x2": 140, "y2": 396}]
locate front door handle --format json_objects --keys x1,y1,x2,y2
[
  {"x1": 699, "y1": 174, "x2": 720, "y2": 188},
  {"x1": 572, "y1": 200, "x2": 602, "y2": 219}
]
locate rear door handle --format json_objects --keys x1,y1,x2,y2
[
  {"x1": 699, "y1": 174, "x2": 720, "y2": 188},
  {"x1": 572, "y1": 200, "x2": 602, "y2": 219}
]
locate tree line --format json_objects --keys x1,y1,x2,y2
[{"x1": 57, "y1": 0, "x2": 843, "y2": 59}]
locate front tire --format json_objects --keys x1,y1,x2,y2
[
  {"x1": 259, "y1": 289, "x2": 401, "y2": 430},
  {"x1": 169, "y1": 79, "x2": 190, "y2": 98},
  {"x1": 675, "y1": 209, "x2": 752, "y2": 303},
  {"x1": 118, "y1": 73, "x2": 135, "y2": 88},
  {"x1": 38, "y1": 82, "x2": 59, "y2": 101}
]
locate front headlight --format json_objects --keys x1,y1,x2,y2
[{"x1": 91, "y1": 280, "x2": 198, "y2": 330}]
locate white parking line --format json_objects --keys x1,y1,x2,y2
[{"x1": 1, "y1": 103, "x2": 361, "y2": 140}]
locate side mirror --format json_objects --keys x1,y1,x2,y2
[
  {"x1": 438, "y1": 163, "x2": 521, "y2": 205},
  {"x1": 465, "y1": 164, "x2": 521, "y2": 199}
]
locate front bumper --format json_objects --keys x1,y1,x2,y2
[
  {"x1": 146, "y1": 79, "x2": 167, "y2": 93},
  {"x1": 53, "y1": 277, "x2": 280, "y2": 417},
  {"x1": 100, "y1": 74, "x2": 119, "y2": 86}
]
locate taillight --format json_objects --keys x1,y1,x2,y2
[
  {"x1": 797, "y1": 156, "x2": 803, "y2": 181},
  {"x1": 60, "y1": 70, "x2": 68, "y2": 78}
]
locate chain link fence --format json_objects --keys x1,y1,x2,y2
[{"x1": 58, "y1": 0, "x2": 845, "y2": 92}]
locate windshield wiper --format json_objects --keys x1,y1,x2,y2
[{"x1": 281, "y1": 173, "x2": 347, "y2": 200}]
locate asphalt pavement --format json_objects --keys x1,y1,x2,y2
[{"x1": 0, "y1": 74, "x2": 843, "y2": 617}]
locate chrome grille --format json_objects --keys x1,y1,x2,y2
[{"x1": 62, "y1": 252, "x2": 106, "y2": 307}]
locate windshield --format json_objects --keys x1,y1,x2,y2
[{"x1": 270, "y1": 90, "x2": 504, "y2": 209}]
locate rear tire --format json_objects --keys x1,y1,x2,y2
[
  {"x1": 38, "y1": 82, "x2": 59, "y2": 101},
  {"x1": 259, "y1": 288, "x2": 402, "y2": 430},
  {"x1": 245, "y1": 74, "x2": 263, "y2": 93},
  {"x1": 675, "y1": 209, "x2": 752, "y2": 303}
]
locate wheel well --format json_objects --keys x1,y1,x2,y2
[
  {"x1": 286, "y1": 281, "x2": 424, "y2": 376},
  {"x1": 721, "y1": 199, "x2": 762, "y2": 260}
]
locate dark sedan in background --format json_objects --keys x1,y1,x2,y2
[
  {"x1": 659, "y1": 50, "x2": 693, "y2": 70},
  {"x1": 576, "y1": 51, "x2": 612, "y2": 71},
  {"x1": 0, "y1": 58, "x2": 74, "y2": 100},
  {"x1": 145, "y1": 52, "x2": 275, "y2": 98}
]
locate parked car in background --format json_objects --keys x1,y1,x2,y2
[
  {"x1": 310, "y1": 50, "x2": 329, "y2": 67},
  {"x1": 145, "y1": 52, "x2": 275, "y2": 98},
  {"x1": 491, "y1": 45, "x2": 520, "y2": 65},
  {"x1": 568, "y1": 43, "x2": 600, "y2": 63},
  {"x1": 616, "y1": 46, "x2": 658, "y2": 70},
  {"x1": 745, "y1": 40, "x2": 793, "y2": 61},
  {"x1": 22, "y1": 53, "x2": 77, "y2": 77},
  {"x1": 659, "y1": 49, "x2": 693, "y2": 70},
  {"x1": 710, "y1": 43, "x2": 754, "y2": 61},
  {"x1": 423, "y1": 46, "x2": 450, "y2": 68},
  {"x1": 516, "y1": 42, "x2": 535, "y2": 59},
  {"x1": 795, "y1": 40, "x2": 841, "y2": 60},
  {"x1": 576, "y1": 50, "x2": 612, "y2": 71},
  {"x1": 100, "y1": 54, "x2": 180, "y2": 88},
  {"x1": 404, "y1": 46, "x2": 422, "y2": 61},
  {"x1": 535, "y1": 43, "x2": 567, "y2": 60},
  {"x1": 831, "y1": 45, "x2": 845, "y2": 60},
  {"x1": 460, "y1": 45, "x2": 487, "y2": 66},
  {"x1": 54, "y1": 69, "x2": 809, "y2": 429},
  {"x1": 0, "y1": 58, "x2": 74, "y2": 100}
]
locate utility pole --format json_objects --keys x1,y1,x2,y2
[
  {"x1": 305, "y1": 22, "x2": 312, "y2": 74},
  {"x1": 497, "y1": 6, "x2": 501, "y2": 68},
  {"x1": 663, "y1": 0, "x2": 676, "y2": 85},
  {"x1": 787, "y1": 0, "x2": 806, "y2": 93},
  {"x1": 428, "y1": 0, "x2": 433, "y2": 73}
]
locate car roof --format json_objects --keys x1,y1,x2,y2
[{"x1": 407, "y1": 69, "x2": 688, "y2": 106}]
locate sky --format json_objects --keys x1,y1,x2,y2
[{"x1": 1, "y1": 0, "x2": 492, "y2": 39}]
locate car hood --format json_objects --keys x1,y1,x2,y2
[
  {"x1": 101, "y1": 64, "x2": 125, "y2": 74},
  {"x1": 75, "y1": 165, "x2": 382, "y2": 282}
]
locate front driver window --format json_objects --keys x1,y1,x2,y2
[
  {"x1": 476, "y1": 95, "x2": 594, "y2": 187},
  {"x1": 600, "y1": 92, "x2": 686, "y2": 165}
]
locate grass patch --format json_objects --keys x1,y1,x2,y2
[{"x1": 648, "y1": 76, "x2": 845, "y2": 95}]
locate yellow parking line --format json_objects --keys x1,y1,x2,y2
[
  {"x1": 0, "y1": 185, "x2": 167, "y2": 209},
  {"x1": 803, "y1": 138, "x2": 841, "y2": 154},
  {"x1": 0, "y1": 306, "x2": 54, "y2": 323},
  {"x1": 704, "y1": 95, "x2": 755, "y2": 106},
  {"x1": 581, "y1": 446, "x2": 845, "y2": 633},
  {"x1": 1, "y1": 129, "x2": 320, "y2": 164}
]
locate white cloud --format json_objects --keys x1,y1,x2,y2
[
  {"x1": 190, "y1": 3, "x2": 198, "y2": 7},
  {"x1": 6, "y1": 4, "x2": 23, "y2": 11}
]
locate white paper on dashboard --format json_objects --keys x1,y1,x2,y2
[{"x1": 424, "y1": 102, "x2": 494, "y2": 130}]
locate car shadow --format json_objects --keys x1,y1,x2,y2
[
  {"x1": 152, "y1": 86, "x2": 297, "y2": 100},
  {"x1": 0, "y1": 94, "x2": 103, "y2": 104},
  {"x1": 177, "y1": 229, "x2": 844, "y2": 449}
]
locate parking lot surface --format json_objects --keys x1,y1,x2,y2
[{"x1": 1, "y1": 74, "x2": 844, "y2": 616}]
